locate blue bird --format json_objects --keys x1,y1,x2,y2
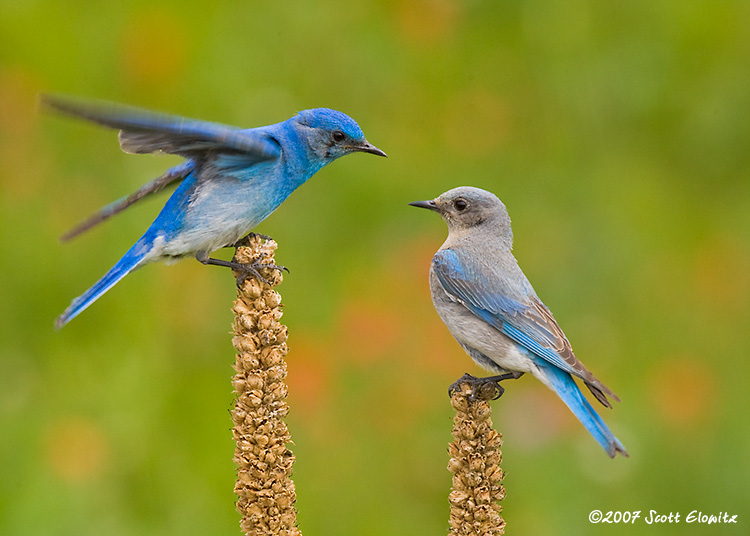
[
  {"x1": 411, "y1": 187, "x2": 627, "y2": 457},
  {"x1": 45, "y1": 95, "x2": 386, "y2": 328}
]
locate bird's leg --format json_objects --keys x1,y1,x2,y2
[
  {"x1": 448, "y1": 372, "x2": 525, "y2": 402},
  {"x1": 196, "y1": 251, "x2": 287, "y2": 287}
]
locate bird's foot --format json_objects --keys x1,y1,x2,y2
[
  {"x1": 199, "y1": 255, "x2": 288, "y2": 287},
  {"x1": 449, "y1": 373, "x2": 505, "y2": 402},
  {"x1": 233, "y1": 259, "x2": 288, "y2": 287},
  {"x1": 448, "y1": 372, "x2": 523, "y2": 402}
]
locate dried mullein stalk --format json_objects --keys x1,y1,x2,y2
[
  {"x1": 447, "y1": 381, "x2": 506, "y2": 535},
  {"x1": 231, "y1": 236, "x2": 300, "y2": 536}
]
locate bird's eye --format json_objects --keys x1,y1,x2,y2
[
  {"x1": 332, "y1": 130, "x2": 346, "y2": 143},
  {"x1": 454, "y1": 199, "x2": 468, "y2": 211}
]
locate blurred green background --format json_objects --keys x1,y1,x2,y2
[{"x1": 1, "y1": 1, "x2": 749, "y2": 535}]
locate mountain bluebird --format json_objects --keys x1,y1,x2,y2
[
  {"x1": 45, "y1": 95, "x2": 386, "y2": 328},
  {"x1": 410, "y1": 187, "x2": 627, "y2": 457}
]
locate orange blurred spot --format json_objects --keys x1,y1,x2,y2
[
  {"x1": 336, "y1": 299, "x2": 403, "y2": 363},
  {"x1": 120, "y1": 9, "x2": 188, "y2": 86},
  {"x1": 392, "y1": 0, "x2": 462, "y2": 47},
  {"x1": 378, "y1": 234, "x2": 471, "y2": 377},
  {"x1": 0, "y1": 66, "x2": 46, "y2": 198},
  {"x1": 286, "y1": 335, "x2": 332, "y2": 416},
  {"x1": 43, "y1": 417, "x2": 109, "y2": 483},
  {"x1": 384, "y1": 234, "x2": 440, "y2": 293},
  {"x1": 419, "y1": 318, "x2": 463, "y2": 375},
  {"x1": 443, "y1": 86, "x2": 510, "y2": 157},
  {"x1": 650, "y1": 356, "x2": 717, "y2": 426}
]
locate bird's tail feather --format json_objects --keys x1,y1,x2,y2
[
  {"x1": 55, "y1": 237, "x2": 153, "y2": 329},
  {"x1": 538, "y1": 361, "x2": 628, "y2": 458}
]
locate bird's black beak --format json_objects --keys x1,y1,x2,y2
[
  {"x1": 409, "y1": 199, "x2": 439, "y2": 211},
  {"x1": 354, "y1": 140, "x2": 387, "y2": 157}
]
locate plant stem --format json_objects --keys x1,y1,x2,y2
[
  {"x1": 231, "y1": 236, "x2": 300, "y2": 536},
  {"x1": 447, "y1": 381, "x2": 506, "y2": 535}
]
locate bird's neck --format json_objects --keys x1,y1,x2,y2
[
  {"x1": 276, "y1": 122, "x2": 328, "y2": 182},
  {"x1": 444, "y1": 228, "x2": 513, "y2": 253}
]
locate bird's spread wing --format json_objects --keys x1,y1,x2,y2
[
  {"x1": 60, "y1": 161, "x2": 195, "y2": 242},
  {"x1": 43, "y1": 95, "x2": 284, "y2": 240},
  {"x1": 41, "y1": 94, "x2": 281, "y2": 160},
  {"x1": 433, "y1": 248, "x2": 619, "y2": 406}
]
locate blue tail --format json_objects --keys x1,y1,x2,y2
[
  {"x1": 537, "y1": 361, "x2": 628, "y2": 458},
  {"x1": 55, "y1": 236, "x2": 154, "y2": 329}
]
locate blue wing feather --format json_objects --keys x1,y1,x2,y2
[
  {"x1": 41, "y1": 94, "x2": 281, "y2": 160},
  {"x1": 433, "y1": 248, "x2": 579, "y2": 375}
]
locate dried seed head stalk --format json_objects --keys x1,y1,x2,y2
[
  {"x1": 447, "y1": 382, "x2": 506, "y2": 536},
  {"x1": 231, "y1": 237, "x2": 300, "y2": 536}
]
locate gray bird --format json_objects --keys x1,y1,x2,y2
[{"x1": 411, "y1": 186, "x2": 627, "y2": 457}]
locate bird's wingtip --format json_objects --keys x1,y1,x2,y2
[
  {"x1": 54, "y1": 314, "x2": 67, "y2": 330},
  {"x1": 37, "y1": 92, "x2": 86, "y2": 119},
  {"x1": 38, "y1": 92, "x2": 70, "y2": 111},
  {"x1": 610, "y1": 437, "x2": 629, "y2": 458},
  {"x1": 37, "y1": 92, "x2": 57, "y2": 113}
]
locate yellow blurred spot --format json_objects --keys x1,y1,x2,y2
[
  {"x1": 157, "y1": 261, "x2": 223, "y2": 333},
  {"x1": 650, "y1": 357, "x2": 717, "y2": 426},
  {"x1": 443, "y1": 86, "x2": 510, "y2": 157},
  {"x1": 692, "y1": 235, "x2": 750, "y2": 313},
  {"x1": 120, "y1": 9, "x2": 188, "y2": 86},
  {"x1": 43, "y1": 417, "x2": 109, "y2": 483},
  {"x1": 392, "y1": 0, "x2": 462, "y2": 47},
  {"x1": 0, "y1": 67, "x2": 39, "y2": 136},
  {"x1": 373, "y1": 374, "x2": 431, "y2": 434}
]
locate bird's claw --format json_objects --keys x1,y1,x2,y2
[
  {"x1": 200, "y1": 252, "x2": 288, "y2": 287},
  {"x1": 233, "y1": 259, "x2": 288, "y2": 287},
  {"x1": 448, "y1": 373, "x2": 505, "y2": 402}
]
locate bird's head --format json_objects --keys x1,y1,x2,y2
[
  {"x1": 410, "y1": 186, "x2": 513, "y2": 243},
  {"x1": 294, "y1": 108, "x2": 386, "y2": 161}
]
